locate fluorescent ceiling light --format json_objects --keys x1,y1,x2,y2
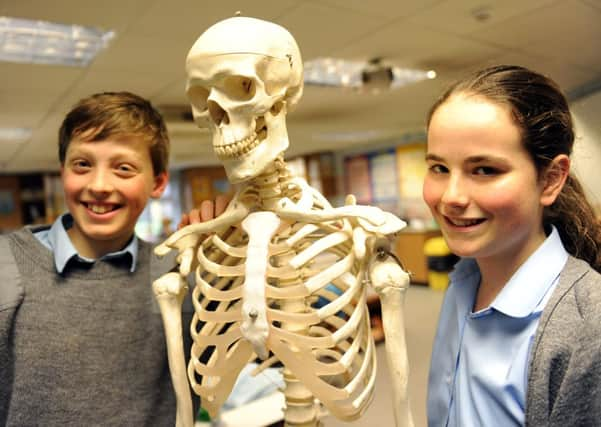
[
  {"x1": 304, "y1": 57, "x2": 435, "y2": 91},
  {"x1": 305, "y1": 58, "x2": 366, "y2": 88},
  {"x1": 0, "y1": 127, "x2": 32, "y2": 141},
  {"x1": 390, "y1": 68, "x2": 437, "y2": 89},
  {"x1": 0, "y1": 16, "x2": 115, "y2": 67}
]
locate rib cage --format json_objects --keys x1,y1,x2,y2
[{"x1": 188, "y1": 209, "x2": 376, "y2": 420}]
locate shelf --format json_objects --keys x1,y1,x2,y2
[{"x1": 395, "y1": 229, "x2": 442, "y2": 285}]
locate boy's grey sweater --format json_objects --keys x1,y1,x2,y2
[{"x1": 0, "y1": 227, "x2": 177, "y2": 426}]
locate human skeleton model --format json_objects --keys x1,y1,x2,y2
[{"x1": 153, "y1": 16, "x2": 414, "y2": 427}]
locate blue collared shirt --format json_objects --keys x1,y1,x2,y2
[
  {"x1": 427, "y1": 227, "x2": 568, "y2": 427},
  {"x1": 33, "y1": 213, "x2": 138, "y2": 273}
]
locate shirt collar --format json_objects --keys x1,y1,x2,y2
[
  {"x1": 449, "y1": 257, "x2": 481, "y2": 316},
  {"x1": 47, "y1": 213, "x2": 138, "y2": 273},
  {"x1": 450, "y1": 256, "x2": 480, "y2": 284},
  {"x1": 491, "y1": 226, "x2": 568, "y2": 317},
  {"x1": 448, "y1": 226, "x2": 568, "y2": 318}
]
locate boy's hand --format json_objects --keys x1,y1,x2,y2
[{"x1": 178, "y1": 194, "x2": 230, "y2": 229}]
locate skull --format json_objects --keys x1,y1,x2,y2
[{"x1": 185, "y1": 17, "x2": 303, "y2": 183}]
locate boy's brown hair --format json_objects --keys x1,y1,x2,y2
[{"x1": 58, "y1": 91, "x2": 170, "y2": 175}]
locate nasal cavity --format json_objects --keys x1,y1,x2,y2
[{"x1": 208, "y1": 100, "x2": 229, "y2": 126}]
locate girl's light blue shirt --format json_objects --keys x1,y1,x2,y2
[{"x1": 427, "y1": 227, "x2": 568, "y2": 427}]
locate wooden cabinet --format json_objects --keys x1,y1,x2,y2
[
  {"x1": 181, "y1": 166, "x2": 232, "y2": 213},
  {"x1": 0, "y1": 173, "x2": 64, "y2": 231},
  {"x1": 394, "y1": 229, "x2": 442, "y2": 284},
  {"x1": 18, "y1": 174, "x2": 46, "y2": 225},
  {"x1": 0, "y1": 176, "x2": 23, "y2": 231}
]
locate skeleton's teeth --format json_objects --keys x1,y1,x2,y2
[{"x1": 214, "y1": 131, "x2": 259, "y2": 159}]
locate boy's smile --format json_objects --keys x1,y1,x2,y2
[
  {"x1": 61, "y1": 136, "x2": 167, "y2": 259},
  {"x1": 83, "y1": 201, "x2": 121, "y2": 215}
]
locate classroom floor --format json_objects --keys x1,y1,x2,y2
[{"x1": 321, "y1": 284, "x2": 445, "y2": 427}]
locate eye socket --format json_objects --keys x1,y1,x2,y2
[
  {"x1": 223, "y1": 76, "x2": 256, "y2": 100},
  {"x1": 187, "y1": 85, "x2": 210, "y2": 112}
]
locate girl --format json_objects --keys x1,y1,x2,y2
[{"x1": 424, "y1": 65, "x2": 601, "y2": 426}]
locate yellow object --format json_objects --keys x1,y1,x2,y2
[
  {"x1": 428, "y1": 271, "x2": 450, "y2": 291},
  {"x1": 424, "y1": 237, "x2": 456, "y2": 291}
]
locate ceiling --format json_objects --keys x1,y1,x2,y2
[{"x1": 1, "y1": 0, "x2": 600, "y2": 173}]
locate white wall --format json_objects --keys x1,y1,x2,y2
[{"x1": 571, "y1": 89, "x2": 601, "y2": 213}]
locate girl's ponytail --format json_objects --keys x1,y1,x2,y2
[{"x1": 545, "y1": 174, "x2": 601, "y2": 272}]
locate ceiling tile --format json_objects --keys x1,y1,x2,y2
[
  {"x1": 337, "y1": 20, "x2": 504, "y2": 74},
  {"x1": 0, "y1": 0, "x2": 148, "y2": 33},
  {"x1": 482, "y1": 52, "x2": 601, "y2": 93},
  {"x1": 471, "y1": 0, "x2": 600, "y2": 54},
  {"x1": 129, "y1": 0, "x2": 299, "y2": 41},
  {"x1": 63, "y1": 69, "x2": 179, "y2": 103},
  {"x1": 150, "y1": 75, "x2": 188, "y2": 106},
  {"x1": 318, "y1": 0, "x2": 443, "y2": 20},
  {"x1": 276, "y1": 3, "x2": 383, "y2": 59},
  {"x1": 0, "y1": 63, "x2": 83, "y2": 91},
  {"x1": 405, "y1": 0, "x2": 557, "y2": 36},
  {"x1": 90, "y1": 34, "x2": 188, "y2": 74},
  {"x1": 0, "y1": 91, "x2": 60, "y2": 126},
  {"x1": 0, "y1": 141, "x2": 26, "y2": 167},
  {"x1": 522, "y1": 1, "x2": 601, "y2": 72}
]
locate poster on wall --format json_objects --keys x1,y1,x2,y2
[
  {"x1": 212, "y1": 178, "x2": 231, "y2": 195},
  {"x1": 344, "y1": 154, "x2": 372, "y2": 204},
  {"x1": 396, "y1": 143, "x2": 431, "y2": 222},
  {"x1": 190, "y1": 175, "x2": 213, "y2": 208},
  {"x1": 369, "y1": 149, "x2": 399, "y2": 214}
]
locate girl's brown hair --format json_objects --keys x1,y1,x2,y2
[{"x1": 427, "y1": 65, "x2": 600, "y2": 272}]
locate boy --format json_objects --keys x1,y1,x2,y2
[{"x1": 0, "y1": 92, "x2": 177, "y2": 426}]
